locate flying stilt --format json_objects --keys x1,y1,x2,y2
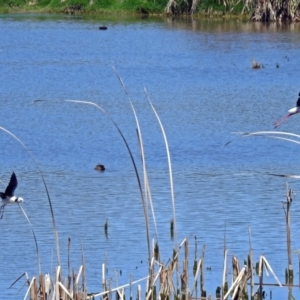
[
  {"x1": 0, "y1": 172, "x2": 24, "y2": 219},
  {"x1": 274, "y1": 92, "x2": 300, "y2": 128}
]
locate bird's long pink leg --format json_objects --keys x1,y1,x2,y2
[{"x1": 274, "y1": 114, "x2": 291, "y2": 128}]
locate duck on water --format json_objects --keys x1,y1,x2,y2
[{"x1": 95, "y1": 164, "x2": 105, "y2": 171}]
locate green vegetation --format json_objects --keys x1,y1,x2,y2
[
  {"x1": 0, "y1": 0, "x2": 299, "y2": 21},
  {"x1": 0, "y1": 0, "x2": 248, "y2": 16},
  {"x1": 0, "y1": 0, "x2": 167, "y2": 14}
]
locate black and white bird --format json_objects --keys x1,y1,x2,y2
[
  {"x1": 274, "y1": 92, "x2": 300, "y2": 128},
  {"x1": 0, "y1": 172, "x2": 24, "y2": 219}
]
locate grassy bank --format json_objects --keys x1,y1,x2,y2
[
  {"x1": 0, "y1": 0, "x2": 166, "y2": 15},
  {"x1": 0, "y1": 0, "x2": 247, "y2": 16},
  {"x1": 0, "y1": 0, "x2": 299, "y2": 21}
]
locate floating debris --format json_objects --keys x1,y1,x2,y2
[{"x1": 252, "y1": 57, "x2": 261, "y2": 69}]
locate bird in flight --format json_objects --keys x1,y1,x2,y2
[
  {"x1": 0, "y1": 172, "x2": 24, "y2": 219},
  {"x1": 274, "y1": 92, "x2": 300, "y2": 128}
]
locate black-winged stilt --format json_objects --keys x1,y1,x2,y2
[
  {"x1": 274, "y1": 92, "x2": 300, "y2": 128},
  {"x1": 0, "y1": 172, "x2": 24, "y2": 219}
]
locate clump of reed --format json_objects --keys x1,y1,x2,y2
[{"x1": 9, "y1": 233, "x2": 290, "y2": 300}]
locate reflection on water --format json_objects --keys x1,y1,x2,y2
[{"x1": 1, "y1": 14, "x2": 300, "y2": 299}]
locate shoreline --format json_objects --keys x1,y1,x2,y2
[{"x1": 0, "y1": 2, "x2": 250, "y2": 19}]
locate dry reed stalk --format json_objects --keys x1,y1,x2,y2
[
  {"x1": 137, "y1": 285, "x2": 141, "y2": 300},
  {"x1": 175, "y1": 238, "x2": 190, "y2": 294},
  {"x1": 159, "y1": 267, "x2": 169, "y2": 298},
  {"x1": 154, "y1": 241, "x2": 160, "y2": 261},
  {"x1": 146, "y1": 260, "x2": 163, "y2": 300},
  {"x1": 56, "y1": 265, "x2": 62, "y2": 300},
  {"x1": 258, "y1": 255, "x2": 264, "y2": 299},
  {"x1": 39, "y1": 274, "x2": 46, "y2": 300},
  {"x1": 222, "y1": 251, "x2": 228, "y2": 297},
  {"x1": 113, "y1": 68, "x2": 155, "y2": 282},
  {"x1": 62, "y1": 278, "x2": 68, "y2": 300},
  {"x1": 45, "y1": 273, "x2": 51, "y2": 298},
  {"x1": 232, "y1": 268, "x2": 248, "y2": 300},
  {"x1": 129, "y1": 274, "x2": 132, "y2": 300},
  {"x1": 75, "y1": 265, "x2": 83, "y2": 294},
  {"x1": 31, "y1": 277, "x2": 38, "y2": 300},
  {"x1": 146, "y1": 90, "x2": 178, "y2": 250},
  {"x1": 222, "y1": 222, "x2": 228, "y2": 299},
  {"x1": 116, "y1": 288, "x2": 125, "y2": 300},
  {"x1": 102, "y1": 263, "x2": 107, "y2": 298},
  {"x1": 135, "y1": 124, "x2": 158, "y2": 245},
  {"x1": 58, "y1": 281, "x2": 74, "y2": 300},
  {"x1": 182, "y1": 239, "x2": 188, "y2": 300},
  {"x1": 18, "y1": 203, "x2": 41, "y2": 276},
  {"x1": 191, "y1": 258, "x2": 203, "y2": 295},
  {"x1": 261, "y1": 256, "x2": 282, "y2": 286},
  {"x1": 165, "y1": 249, "x2": 179, "y2": 300},
  {"x1": 73, "y1": 270, "x2": 76, "y2": 298},
  {"x1": 81, "y1": 242, "x2": 86, "y2": 297},
  {"x1": 248, "y1": 227, "x2": 254, "y2": 299},
  {"x1": 88, "y1": 275, "x2": 150, "y2": 299},
  {"x1": 9, "y1": 272, "x2": 28, "y2": 296},
  {"x1": 200, "y1": 245, "x2": 205, "y2": 298},
  {"x1": 223, "y1": 266, "x2": 246, "y2": 299},
  {"x1": 193, "y1": 237, "x2": 198, "y2": 297},
  {"x1": 232, "y1": 257, "x2": 240, "y2": 285},
  {"x1": 283, "y1": 183, "x2": 294, "y2": 283},
  {"x1": 68, "y1": 238, "x2": 72, "y2": 294},
  {"x1": 24, "y1": 277, "x2": 35, "y2": 300}
]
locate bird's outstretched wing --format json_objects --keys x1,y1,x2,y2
[
  {"x1": 296, "y1": 95, "x2": 300, "y2": 107},
  {"x1": 5, "y1": 172, "x2": 18, "y2": 197}
]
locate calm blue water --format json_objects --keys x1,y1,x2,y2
[{"x1": 1, "y1": 14, "x2": 300, "y2": 299}]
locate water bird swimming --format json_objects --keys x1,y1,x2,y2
[
  {"x1": 95, "y1": 164, "x2": 105, "y2": 171},
  {"x1": 274, "y1": 92, "x2": 300, "y2": 128},
  {"x1": 0, "y1": 172, "x2": 24, "y2": 219}
]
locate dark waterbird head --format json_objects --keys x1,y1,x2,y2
[{"x1": 95, "y1": 164, "x2": 105, "y2": 171}]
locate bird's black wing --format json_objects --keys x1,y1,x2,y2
[
  {"x1": 296, "y1": 93, "x2": 300, "y2": 107},
  {"x1": 4, "y1": 172, "x2": 18, "y2": 197}
]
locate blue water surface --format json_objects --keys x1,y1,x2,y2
[{"x1": 1, "y1": 14, "x2": 300, "y2": 299}]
